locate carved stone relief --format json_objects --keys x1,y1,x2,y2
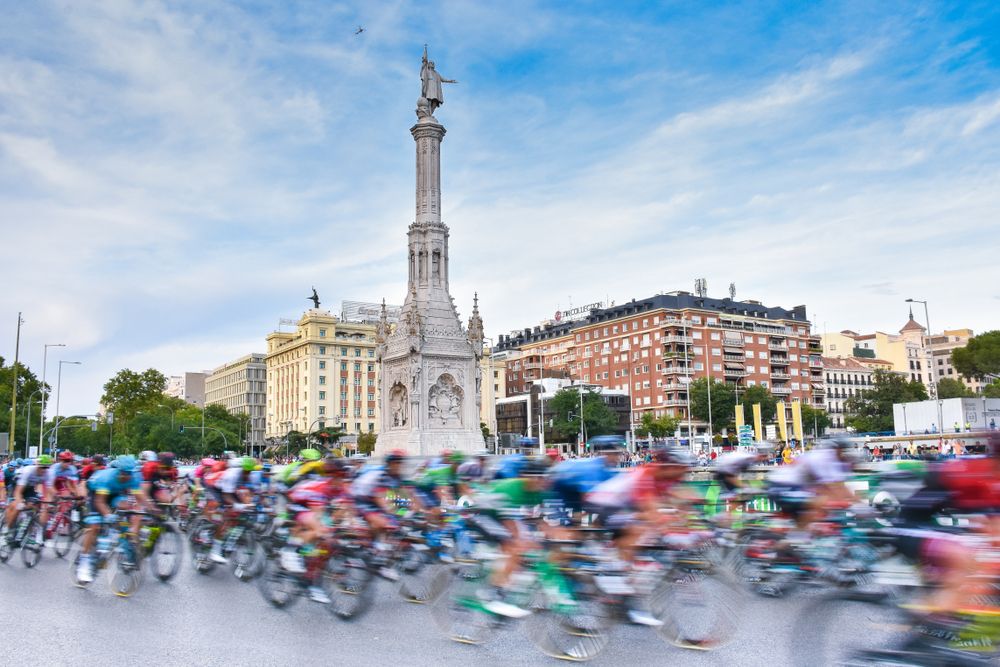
[
  {"x1": 428, "y1": 373, "x2": 463, "y2": 427},
  {"x1": 389, "y1": 382, "x2": 408, "y2": 428}
]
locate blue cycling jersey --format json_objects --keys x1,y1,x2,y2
[
  {"x1": 551, "y1": 458, "x2": 617, "y2": 493},
  {"x1": 87, "y1": 468, "x2": 142, "y2": 497}
]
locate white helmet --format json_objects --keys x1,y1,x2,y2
[{"x1": 140, "y1": 450, "x2": 157, "y2": 462}]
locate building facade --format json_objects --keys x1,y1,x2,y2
[
  {"x1": 496, "y1": 292, "x2": 823, "y2": 436},
  {"x1": 927, "y1": 329, "x2": 983, "y2": 393},
  {"x1": 822, "y1": 356, "x2": 875, "y2": 432},
  {"x1": 163, "y1": 372, "x2": 207, "y2": 407},
  {"x1": 205, "y1": 353, "x2": 267, "y2": 452},
  {"x1": 265, "y1": 310, "x2": 379, "y2": 438},
  {"x1": 822, "y1": 313, "x2": 930, "y2": 391}
]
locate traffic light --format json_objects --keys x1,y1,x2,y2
[{"x1": 179, "y1": 425, "x2": 185, "y2": 433}]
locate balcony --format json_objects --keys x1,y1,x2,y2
[
  {"x1": 770, "y1": 371, "x2": 790, "y2": 379},
  {"x1": 723, "y1": 368, "x2": 747, "y2": 377},
  {"x1": 662, "y1": 365, "x2": 692, "y2": 376},
  {"x1": 809, "y1": 358, "x2": 823, "y2": 368},
  {"x1": 768, "y1": 343, "x2": 788, "y2": 352},
  {"x1": 522, "y1": 362, "x2": 544, "y2": 370},
  {"x1": 664, "y1": 398, "x2": 688, "y2": 407},
  {"x1": 812, "y1": 387, "x2": 826, "y2": 395},
  {"x1": 770, "y1": 357, "x2": 790, "y2": 366},
  {"x1": 772, "y1": 386, "x2": 792, "y2": 395},
  {"x1": 663, "y1": 335, "x2": 693, "y2": 345},
  {"x1": 723, "y1": 353, "x2": 745, "y2": 362}
]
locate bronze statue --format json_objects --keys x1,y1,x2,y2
[
  {"x1": 420, "y1": 45, "x2": 457, "y2": 115},
  {"x1": 308, "y1": 287, "x2": 320, "y2": 309}
]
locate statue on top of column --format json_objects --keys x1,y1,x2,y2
[{"x1": 419, "y1": 45, "x2": 457, "y2": 117}]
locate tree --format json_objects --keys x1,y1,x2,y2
[
  {"x1": 357, "y1": 432, "x2": 377, "y2": 455},
  {"x1": 635, "y1": 412, "x2": 679, "y2": 439},
  {"x1": 100, "y1": 368, "x2": 168, "y2": 426},
  {"x1": 689, "y1": 378, "x2": 736, "y2": 434},
  {"x1": 739, "y1": 384, "x2": 777, "y2": 423},
  {"x1": 845, "y1": 368, "x2": 928, "y2": 433},
  {"x1": 480, "y1": 422, "x2": 491, "y2": 440},
  {"x1": 937, "y1": 377, "x2": 973, "y2": 399},
  {"x1": 951, "y1": 331, "x2": 1000, "y2": 380},
  {"x1": 0, "y1": 356, "x2": 47, "y2": 452},
  {"x1": 800, "y1": 405, "x2": 832, "y2": 437},
  {"x1": 547, "y1": 388, "x2": 619, "y2": 442},
  {"x1": 984, "y1": 381, "x2": 1000, "y2": 399}
]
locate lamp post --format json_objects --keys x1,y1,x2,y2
[
  {"x1": 23, "y1": 390, "x2": 43, "y2": 457},
  {"x1": 54, "y1": 360, "x2": 82, "y2": 449},
  {"x1": 39, "y1": 343, "x2": 66, "y2": 452},
  {"x1": 905, "y1": 298, "x2": 942, "y2": 438},
  {"x1": 484, "y1": 336, "x2": 497, "y2": 448},
  {"x1": 156, "y1": 403, "x2": 175, "y2": 431}
]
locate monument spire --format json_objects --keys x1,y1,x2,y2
[{"x1": 377, "y1": 48, "x2": 485, "y2": 456}]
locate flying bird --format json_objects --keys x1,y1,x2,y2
[{"x1": 354, "y1": 26, "x2": 365, "y2": 35}]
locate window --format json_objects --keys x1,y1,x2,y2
[
  {"x1": 707, "y1": 317, "x2": 717, "y2": 325},
  {"x1": 368, "y1": 393, "x2": 374, "y2": 401},
  {"x1": 341, "y1": 362, "x2": 347, "y2": 371},
  {"x1": 354, "y1": 363, "x2": 361, "y2": 372},
  {"x1": 711, "y1": 348, "x2": 721, "y2": 356},
  {"x1": 745, "y1": 336, "x2": 754, "y2": 344},
  {"x1": 798, "y1": 341, "x2": 807, "y2": 349},
  {"x1": 367, "y1": 363, "x2": 374, "y2": 372},
  {"x1": 632, "y1": 322, "x2": 638, "y2": 330},
  {"x1": 368, "y1": 379, "x2": 374, "y2": 386},
  {"x1": 341, "y1": 347, "x2": 348, "y2": 355},
  {"x1": 367, "y1": 408, "x2": 375, "y2": 417},
  {"x1": 710, "y1": 332, "x2": 721, "y2": 340},
  {"x1": 612, "y1": 326, "x2": 619, "y2": 334},
  {"x1": 319, "y1": 391, "x2": 326, "y2": 400},
  {"x1": 745, "y1": 351, "x2": 754, "y2": 358},
  {"x1": 319, "y1": 406, "x2": 326, "y2": 415},
  {"x1": 758, "y1": 351, "x2": 768, "y2": 359},
  {"x1": 341, "y1": 407, "x2": 348, "y2": 416},
  {"x1": 691, "y1": 316, "x2": 701, "y2": 324},
  {"x1": 790, "y1": 354, "x2": 798, "y2": 362},
  {"x1": 355, "y1": 348, "x2": 361, "y2": 357},
  {"x1": 340, "y1": 377, "x2": 347, "y2": 386},
  {"x1": 791, "y1": 383, "x2": 800, "y2": 390},
  {"x1": 319, "y1": 376, "x2": 326, "y2": 385},
  {"x1": 712, "y1": 363, "x2": 722, "y2": 372},
  {"x1": 830, "y1": 344, "x2": 836, "y2": 351},
  {"x1": 693, "y1": 331, "x2": 702, "y2": 339},
  {"x1": 319, "y1": 346, "x2": 326, "y2": 355},
  {"x1": 319, "y1": 360, "x2": 326, "y2": 370},
  {"x1": 747, "y1": 380, "x2": 756, "y2": 386},
  {"x1": 694, "y1": 362, "x2": 704, "y2": 371},
  {"x1": 341, "y1": 391, "x2": 347, "y2": 399},
  {"x1": 368, "y1": 349, "x2": 375, "y2": 358},
  {"x1": 760, "y1": 381, "x2": 769, "y2": 388},
  {"x1": 694, "y1": 347, "x2": 704, "y2": 355},
  {"x1": 319, "y1": 329, "x2": 327, "y2": 338}
]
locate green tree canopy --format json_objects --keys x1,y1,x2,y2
[
  {"x1": 634, "y1": 412, "x2": 679, "y2": 439},
  {"x1": 845, "y1": 368, "x2": 928, "y2": 433},
  {"x1": 100, "y1": 368, "x2": 168, "y2": 425},
  {"x1": 739, "y1": 384, "x2": 777, "y2": 423},
  {"x1": 936, "y1": 377, "x2": 974, "y2": 399},
  {"x1": 689, "y1": 378, "x2": 736, "y2": 434},
  {"x1": 951, "y1": 331, "x2": 1000, "y2": 380},
  {"x1": 357, "y1": 432, "x2": 377, "y2": 455},
  {"x1": 984, "y1": 380, "x2": 1000, "y2": 399},
  {"x1": 800, "y1": 404, "x2": 831, "y2": 437},
  {"x1": 548, "y1": 387, "x2": 619, "y2": 442},
  {"x1": 0, "y1": 356, "x2": 47, "y2": 449}
]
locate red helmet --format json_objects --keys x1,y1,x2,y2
[
  {"x1": 158, "y1": 452, "x2": 176, "y2": 467},
  {"x1": 386, "y1": 449, "x2": 407, "y2": 464},
  {"x1": 58, "y1": 450, "x2": 74, "y2": 462},
  {"x1": 200, "y1": 457, "x2": 216, "y2": 467}
]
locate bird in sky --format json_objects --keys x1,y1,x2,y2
[{"x1": 354, "y1": 26, "x2": 365, "y2": 35}]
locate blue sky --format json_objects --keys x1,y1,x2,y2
[{"x1": 2, "y1": 1, "x2": 999, "y2": 416}]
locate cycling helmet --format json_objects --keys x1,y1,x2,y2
[
  {"x1": 36, "y1": 454, "x2": 54, "y2": 466},
  {"x1": 300, "y1": 448, "x2": 322, "y2": 462},
  {"x1": 521, "y1": 457, "x2": 550, "y2": 477},
  {"x1": 92, "y1": 455, "x2": 106, "y2": 466},
  {"x1": 228, "y1": 458, "x2": 244, "y2": 469},
  {"x1": 385, "y1": 449, "x2": 406, "y2": 464},
  {"x1": 200, "y1": 457, "x2": 216, "y2": 467},
  {"x1": 114, "y1": 455, "x2": 137, "y2": 473},
  {"x1": 241, "y1": 456, "x2": 257, "y2": 472},
  {"x1": 650, "y1": 445, "x2": 694, "y2": 466},
  {"x1": 827, "y1": 437, "x2": 855, "y2": 450},
  {"x1": 158, "y1": 452, "x2": 176, "y2": 467},
  {"x1": 141, "y1": 450, "x2": 157, "y2": 462},
  {"x1": 322, "y1": 456, "x2": 347, "y2": 477},
  {"x1": 58, "y1": 450, "x2": 74, "y2": 462},
  {"x1": 447, "y1": 450, "x2": 465, "y2": 465}
]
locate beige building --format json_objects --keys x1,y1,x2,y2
[
  {"x1": 927, "y1": 329, "x2": 983, "y2": 393},
  {"x1": 479, "y1": 346, "x2": 507, "y2": 438},
  {"x1": 205, "y1": 353, "x2": 267, "y2": 452},
  {"x1": 265, "y1": 309, "x2": 379, "y2": 438},
  {"x1": 822, "y1": 356, "x2": 875, "y2": 432},
  {"x1": 822, "y1": 313, "x2": 929, "y2": 390},
  {"x1": 164, "y1": 372, "x2": 207, "y2": 407}
]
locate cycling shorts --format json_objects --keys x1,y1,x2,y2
[{"x1": 766, "y1": 483, "x2": 813, "y2": 520}]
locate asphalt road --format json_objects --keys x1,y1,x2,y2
[{"x1": 0, "y1": 546, "x2": 894, "y2": 666}]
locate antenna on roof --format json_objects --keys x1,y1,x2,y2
[
  {"x1": 729, "y1": 282, "x2": 736, "y2": 300},
  {"x1": 694, "y1": 278, "x2": 707, "y2": 298}
]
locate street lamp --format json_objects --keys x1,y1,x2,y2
[
  {"x1": 905, "y1": 298, "x2": 942, "y2": 437},
  {"x1": 156, "y1": 403, "x2": 176, "y2": 430},
  {"x1": 23, "y1": 390, "x2": 43, "y2": 457},
  {"x1": 54, "y1": 360, "x2": 82, "y2": 448},
  {"x1": 39, "y1": 343, "x2": 66, "y2": 452}
]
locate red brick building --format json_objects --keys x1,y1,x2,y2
[{"x1": 496, "y1": 292, "x2": 824, "y2": 435}]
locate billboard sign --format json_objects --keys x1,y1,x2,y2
[
  {"x1": 341, "y1": 300, "x2": 402, "y2": 324},
  {"x1": 554, "y1": 302, "x2": 604, "y2": 323}
]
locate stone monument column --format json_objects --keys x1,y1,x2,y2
[{"x1": 376, "y1": 50, "x2": 485, "y2": 457}]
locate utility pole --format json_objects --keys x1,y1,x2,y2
[{"x1": 8, "y1": 312, "x2": 23, "y2": 455}]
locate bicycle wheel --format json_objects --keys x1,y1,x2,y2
[
  {"x1": 257, "y1": 557, "x2": 300, "y2": 609},
  {"x1": 231, "y1": 528, "x2": 262, "y2": 582},
  {"x1": 0, "y1": 532, "x2": 12, "y2": 563},
  {"x1": 428, "y1": 568, "x2": 500, "y2": 645},
  {"x1": 324, "y1": 551, "x2": 375, "y2": 621},
  {"x1": 53, "y1": 515, "x2": 75, "y2": 559},
  {"x1": 398, "y1": 549, "x2": 448, "y2": 603},
  {"x1": 522, "y1": 583, "x2": 612, "y2": 662},
  {"x1": 791, "y1": 591, "x2": 911, "y2": 664},
  {"x1": 733, "y1": 530, "x2": 799, "y2": 598},
  {"x1": 109, "y1": 542, "x2": 143, "y2": 598},
  {"x1": 151, "y1": 523, "x2": 183, "y2": 582},
  {"x1": 651, "y1": 568, "x2": 745, "y2": 651},
  {"x1": 190, "y1": 524, "x2": 216, "y2": 574},
  {"x1": 20, "y1": 518, "x2": 44, "y2": 569}
]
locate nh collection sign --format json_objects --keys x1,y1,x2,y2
[{"x1": 555, "y1": 302, "x2": 604, "y2": 322}]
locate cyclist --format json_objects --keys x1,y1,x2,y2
[
  {"x1": 206, "y1": 457, "x2": 263, "y2": 564},
  {"x1": 415, "y1": 450, "x2": 470, "y2": 517},
  {"x1": 142, "y1": 451, "x2": 179, "y2": 506},
  {"x1": 47, "y1": 450, "x2": 82, "y2": 499},
  {"x1": 471, "y1": 457, "x2": 551, "y2": 618},
  {"x1": 764, "y1": 437, "x2": 856, "y2": 545},
  {"x1": 281, "y1": 457, "x2": 350, "y2": 602},
  {"x1": 714, "y1": 443, "x2": 773, "y2": 500},
  {"x1": 549, "y1": 441, "x2": 623, "y2": 525},
  {"x1": 2, "y1": 455, "x2": 53, "y2": 541},
  {"x1": 76, "y1": 455, "x2": 152, "y2": 584},
  {"x1": 80, "y1": 455, "x2": 106, "y2": 482},
  {"x1": 457, "y1": 450, "x2": 490, "y2": 485},
  {"x1": 349, "y1": 449, "x2": 422, "y2": 581}
]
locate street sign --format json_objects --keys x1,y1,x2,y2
[
  {"x1": 765, "y1": 425, "x2": 777, "y2": 440},
  {"x1": 29, "y1": 446, "x2": 39, "y2": 458}
]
